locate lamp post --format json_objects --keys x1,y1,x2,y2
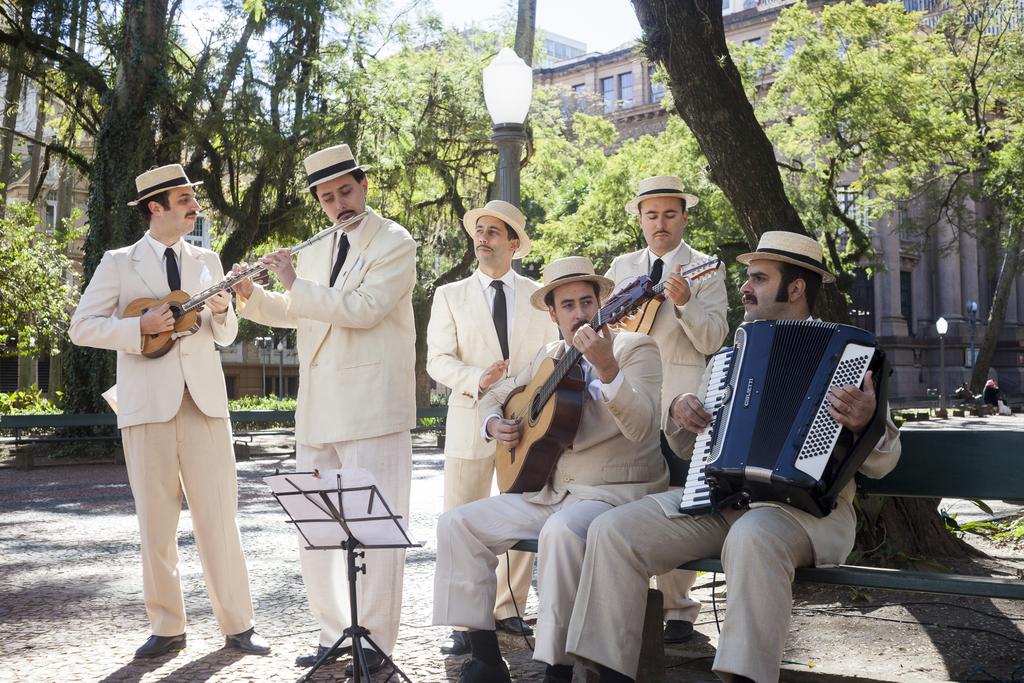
[
  {"x1": 936, "y1": 317, "x2": 948, "y2": 417},
  {"x1": 277, "y1": 339, "x2": 285, "y2": 398},
  {"x1": 482, "y1": 47, "x2": 533, "y2": 272},
  {"x1": 256, "y1": 336, "x2": 270, "y2": 396},
  {"x1": 966, "y1": 300, "x2": 978, "y2": 378}
]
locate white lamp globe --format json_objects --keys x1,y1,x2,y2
[
  {"x1": 936, "y1": 317, "x2": 948, "y2": 335},
  {"x1": 483, "y1": 48, "x2": 534, "y2": 125}
]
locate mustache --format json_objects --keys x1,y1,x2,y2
[
  {"x1": 572, "y1": 320, "x2": 589, "y2": 332},
  {"x1": 742, "y1": 296, "x2": 757, "y2": 305},
  {"x1": 476, "y1": 245, "x2": 492, "y2": 252},
  {"x1": 336, "y1": 209, "x2": 354, "y2": 222}
]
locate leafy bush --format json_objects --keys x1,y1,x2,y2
[
  {"x1": 0, "y1": 386, "x2": 62, "y2": 415},
  {"x1": 228, "y1": 395, "x2": 298, "y2": 411}
]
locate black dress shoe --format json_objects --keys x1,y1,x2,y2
[
  {"x1": 295, "y1": 644, "x2": 349, "y2": 668},
  {"x1": 457, "y1": 656, "x2": 511, "y2": 683},
  {"x1": 440, "y1": 630, "x2": 472, "y2": 655},
  {"x1": 224, "y1": 627, "x2": 271, "y2": 655},
  {"x1": 135, "y1": 633, "x2": 186, "y2": 658},
  {"x1": 494, "y1": 616, "x2": 533, "y2": 636},
  {"x1": 664, "y1": 619, "x2": 694, "y2": 643},
  {"x1": 345, "y1": 649, "x2": 387, "y2": 677}
]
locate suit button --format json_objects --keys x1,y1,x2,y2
[
  {"x1": 563, "y1": 476, "x2": 571, "y2": 483},
  {"x1": 311, "y1": 362, "x2": 317, "y2": 368}
]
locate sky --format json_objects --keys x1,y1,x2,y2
[{"x1": 426, "y1": 0, "x2": 643, "y2": 53}]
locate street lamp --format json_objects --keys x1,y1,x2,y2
[
  {"x1": 277, "y1": 339, "x2": 285, "y2": 399},
  {"x1": 483, "y1": 47, "x2": 533, "y2": 271},
  {"x1": 966, "y1": 300, "x2": 978, "y2": 377},
  {"x1": 936, "y1": 317, "x2": 948, "y2": 416},
  {"x1": 256, "y1": 336, "x2": 271, "y2": 396}
]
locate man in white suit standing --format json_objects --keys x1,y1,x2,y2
[
  {"x1": 69, "y1": 164, "x2": 268, "y2": 659},
  {"x1": 605, "y1": 175, "x2": 729, "y2": 643},
  {"x1": 426, "y1": 200, "x2": 557, "y2": 655},
  {"x1": 230, "y1": 144, "x2": 416, "y2": 674}
]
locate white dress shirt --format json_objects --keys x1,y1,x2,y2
[
  {"x1": 647, "y1": 241, "x2": 685, "y2": 278},
  {"x1": 144, "y1": 233, "x2": 212, "y2": 286},
  {"x1": 474, "y1": 267, "x2": 516, "y2": 340}
]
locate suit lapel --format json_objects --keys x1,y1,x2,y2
[
  {"x1": 179, "y1": 242, "x2": 204, "y2": 295},
  {"x1": 132, "y1": 240, "x2": 170, "y2": 298},
  {"x1": 510, "y1": 274, "x2": 536, "y2": 366},
  {"x1": 465, "y1": 276, "x2": 503, "y2": 361},
  {"x1": 334, "y1": 210, "x2": 382, "y2": 292}
]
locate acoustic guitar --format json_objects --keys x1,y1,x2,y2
[
  {"x1": 495, "y1": 256, "x2": 720, "y2": 493},
  {"x1": 608, "y1": 257, "x2": 721, "y2": 335}
]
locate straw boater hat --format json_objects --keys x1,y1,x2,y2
[
  {"x1": 625, "y1": 175, "x2": 699, "y2": 216},
  {"x1": 530, "y1": 256, "x2": 615, "y2": 311},
  {"x1": 736, "y1": 231, "x2": 836, "y2": 284},
  {"x1": 300, "y1": 144, "x2": 372, "y2": 193},
  {"x1": 126, "y1": 164, "x2": 203, "y2": 206},
  {"x1": 462, "y1": 200, "x2": 532, "y2": 259}
]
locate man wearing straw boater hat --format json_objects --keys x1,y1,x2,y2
[
  {"x1": 230, "y1": 144, "x2": 416, "y2": 673},
  {"x1": 566, "y1": 232, "x2": 901, "y2": 683},
  {"x1": 426, "y1": 200, "x2": 557, "y2": 656},
  {"x1": 69, "y1": 164, "x2": 269, "y2": 658},
  {"x1": 607, "y1": 175, "x2": 729, "y2": 644},
  {"x1": 432, "y1": 256, "x2": 669, "y2": 683}
]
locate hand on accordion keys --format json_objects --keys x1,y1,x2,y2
[
  {"x1": 825, "y1": 369, "x2": 876, "y2": 437},
  {"x1": 669, "y1": 393, "x2": 713, "y2": 434}
]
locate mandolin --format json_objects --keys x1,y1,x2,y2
[
  {"x1": 608, "y1": 257, "x2": 721, "y2": 335},
  {"x1": 125, "y1": 211, "x2": 367, "y2": 358},
  {"x1": 494, "y1": 256, "x2": 721, "y2": 494}
]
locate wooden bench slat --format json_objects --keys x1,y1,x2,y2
[{"x1": 2, "y1": 413, "x2": 118, "y2": 428}]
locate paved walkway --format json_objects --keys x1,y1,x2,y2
[{"x1": 1, "y1": 419, "x2": 1022, "y2": 683}]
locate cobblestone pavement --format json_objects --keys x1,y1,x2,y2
[{"x1": 2, "y1": 420, "x2": 1022, "y2": 683}]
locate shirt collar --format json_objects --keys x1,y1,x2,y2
[
  {"x1": 648, "y1": 241, "x2": 684, "y2": 269},
  {"x1": 145, "y1": 232, "x2": 183, "y2": 261},
  {"x1": 475, "y1": 266, "x2": 515, "y2": 291}
]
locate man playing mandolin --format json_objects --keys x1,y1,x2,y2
[
  {"x1": 606, "y1": 175, "x2": 729, "y2": 644},
  {"x1": 432, "y1": 256, "x2": 669, "y2": 683},
  {"x1": 69, "y1": 164, "x2": 269, "y2": 659}
]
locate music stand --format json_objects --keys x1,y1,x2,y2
[{"x1": 265, "y1": 468, "x2": 421, "y2": 683}]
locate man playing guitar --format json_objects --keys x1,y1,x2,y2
[{"x1": 432, "y1": 256, "x2": 669, "y2": 683}]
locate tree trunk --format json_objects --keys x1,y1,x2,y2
[
  {"x1": 969, "y1": 222, "x2": 1023, "y2": 394},
  {"x1": 0, "y1": 67, "x2": 24, "y2": 212},
  {"x1": 63, "y1": 0, "x2": 170, "y2": 416},
  {"x1": 514, "y1": 0, "x2": 537, "y2": 66},
  {"x1": 632, "y1": 0, "x2": 978, "y2": 560}
]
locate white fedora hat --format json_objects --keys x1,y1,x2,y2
[
  {"x1": 736, "y1": 231, "x2": 836, "y2": 283},
  {"x1": 462, "y1": 200, "x2": 532, "y2": 259},
  {"x1": 625, "y1": 175, "x2": 699, "y2": 216},
  {"x1": 127, "y1": 164, "x2": 203, "y2": 206},
  {"x1": 300, "y1": 144, "x2": 371, "y2": 193},
  {"x1": 530, "y1": 256, "x2": 615, "y2": 311}
]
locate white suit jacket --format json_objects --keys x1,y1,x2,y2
[
  {"x1": 68, "y1": 239, "x2": 237, "y2": 429},
  {"x1": 238, "y1": 208, "x2": 417, "y2": 447},
  {"x1": 480, "y1": 332, "x2": 670, "y2": 507},
  {"x1": 426, "y1": 272, "x2": 557, "y2": 461},
  {"x1": 606, "y1": 243, "x2": 729, "y2": 442}
]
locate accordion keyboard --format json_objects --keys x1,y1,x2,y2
[{"x1": 678, "y1": 347, "x2": 735, "y2": 515}]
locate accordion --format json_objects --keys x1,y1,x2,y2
[{"x1": 678, "y1": 320, "x2": 890, "y2": 518}]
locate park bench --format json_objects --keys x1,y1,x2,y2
[
  {"x1": 510, "y1": 428, "x2": 1024, "y2": 681},
  {"x1": 1, "y1": 413, "x2": 120, "y2": 470}
]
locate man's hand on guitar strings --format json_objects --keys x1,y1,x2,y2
[
  {"x1": 572, "y1": 323, "x2": 619, "y2": 383},
  {"x1": 670, "y1": 393, "x2": 712, "y2": 435},
  {"x1": 826, "y1": 370, "x2": 876, "y2": 437},
  {"x1": 139, "y1": 303, "x2": 174, "y2": 335},
  {"x1": 206, "y1": 291, "x2": 231, "y2": 315},
  {"x1": 259, "y1": 248, "x2": 297, "y2": 291},
  {"x1": 663, "y1": 266, "x2": 692, "y2": 307},
  {"x1": 229, "y1": 263, "x2": 255, "y2": 299},
  {"x1": 487, "y1": 416, "x2": 523, "y2": 449}
]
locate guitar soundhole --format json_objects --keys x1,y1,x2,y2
[
  {"x1": 169, "y1": 304, "x2": 183, "y2": 320},
  {"x1": 531, "y1": 395, "x2": 542, "y2": 423}
]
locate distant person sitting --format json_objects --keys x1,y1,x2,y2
[
  {"x1": 983, "y1": 380, "x2": 1000, "y2": 408},
  {"x1": 955, "y1": 382, "x2": 977, "y2": 406}
]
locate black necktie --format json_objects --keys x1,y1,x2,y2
[
  {"x1": 491, "y1": 280, "x2": 509, "y2": 361},
  {"x1": 164, "y1": 247, "x2": 180, "y2": 291},
  {"x1": 329, "y1": 233, "x2": 350, "y2": 287},
  {"x1": 650, "y1": 257, "x2": 664, "y2": 285}
]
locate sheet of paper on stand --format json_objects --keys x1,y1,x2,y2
[{"x1": 264, "y1": 468, "x2": 420, "y2": 549}]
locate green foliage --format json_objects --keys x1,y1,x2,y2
[
  {"x1": 0, "y1": 387, "x2": 62, "y2": 414},
  {"x1": 0, "y1": 201, "x2": 84, "y2": 356},
  {"x1": 228, "y1": 395, "x2": 297, "y2": 411}
]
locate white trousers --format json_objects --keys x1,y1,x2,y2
[
  {"x1": 296, "y1": 431, "x2": 412, "y2": 654},
  {"x1": 121, "y1": 391, "x2": 255, "y2": 637},
  {"x1": 567, "y1": 498, "x2": 813, "y2": 683},
  {"x1": 433, "y1": 493, "x2": 612, "y2": 666},
  {"x1": 443, "y1": 455, "x2": 535, "y2": 621}
]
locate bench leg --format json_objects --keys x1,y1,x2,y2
[
  {"x1": 233, "y1": 441, "x2": 251, "y2": 461},
  {"x1": 572, "y1": 588, "x2": 664, "y2": 683},
  {"x1": 15, "y1": 450, "x2": 34, "y2": 471}
]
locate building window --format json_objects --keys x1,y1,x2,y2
[
  {"x1": 620, "y1": 72, "x2": 633, "y2": 109},
  {"x1": 0, "y1": 357, "x2": 17, "y2": 393},
  {"x1": 848, "y1": 268, "x2": 875, "y2": 333},
  {"x1": 36, "y1": 358, "x2": 50, "y2": 393},
  {"x1": 896, "y1": 201, "x2": 912, "y2": 240},
  {"x1": 781, "y1": 41, "x2": 796, "y2": 62},
  {"x1": 900, "y1": 271, "x2": 913, "y2": 324},
  {"x1": 602, "y1": 76, "x2": 615, "y2": 113},
  {"x1": 649, "y1": 66, "x2": 664, "y2": 102},
  {"x1": 837, "y1": 186, "x2": 870, "y2": 231},
  {"x1": 573, "y1": 84, "x2": 585, "y2": 94},
  {"x1": 224, "y1": 375, "x2": 237, "y2": 399},
  {"x1": 185, "y1": 213, "x2": 210, "y2": 249},
  {"x1": 288, "y1": 376, "x2": 299, "y2": 397},
  {"x1": 45, "y1": 191, "x2": 58, "y2": 234},
  {"x1": 745, "y1": 37, "x2": 762, "y2": 48}
]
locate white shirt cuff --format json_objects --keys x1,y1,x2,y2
[{"x1": 596, "y1": 370, "x2": 625, "y2": 402}]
